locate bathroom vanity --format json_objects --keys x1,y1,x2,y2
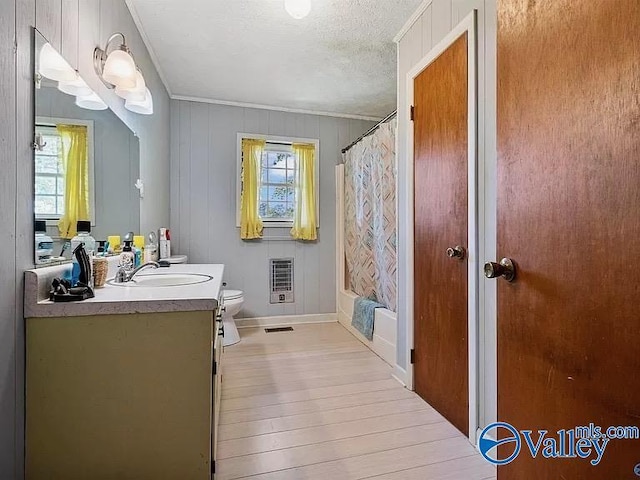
[{"x1": 24, "y1": 263, "x2": 225, "y2": 480}]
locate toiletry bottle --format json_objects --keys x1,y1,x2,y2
[
  {"x1": 159, "y1": 228, "x2": 169, "y2": 259},
  {"x1": 34, "y1": 220, "x2": 53, "y2": 264},
  {"x1": 119, "y1": 241, "x2": 135, "y2": 272},
  {"x1": 70, "y1": 221, "x2": 95, "y2": 285},
  {"x1": 144, "y1": 231, "x2": 158, "y2": 263},
  {"x1": 133, "y1": 235, "x2": 145, "y2": 267},
  {"x1": 70, "y1": 221, "x2": 96, "y2": 257}
]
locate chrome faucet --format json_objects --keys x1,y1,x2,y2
[{"x1": 114, "y1": 261, "x2": 160, "y2": 283}]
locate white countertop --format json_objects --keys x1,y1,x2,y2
[{"x1": 25, "y1": 263, "x2": 225, "y2": 318}]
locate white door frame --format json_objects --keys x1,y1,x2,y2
[{"x1": 405, "y1": 10, "x2": 479, "y2": 443}]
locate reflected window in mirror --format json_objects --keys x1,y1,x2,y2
[
  {"x1": 35, "y1": 118, "x2": 95, "y2": 236},
  {"x1": 34, "y1": 125, "x2": 65, "y2": 218}
]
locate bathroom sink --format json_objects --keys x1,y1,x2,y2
[{"x1": 108, "y1": 273, "x2": 213, "y2": 287}]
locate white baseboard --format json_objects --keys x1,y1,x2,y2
[
  {"x1": 235, "y1": 313, "x2": 337, "y2": 329},
  {"x1": 392, "y1": 364, "x2": 409, "y2": 387}
]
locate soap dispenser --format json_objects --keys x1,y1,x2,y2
[{"x1": 119, "y1": 241, "x2": 135, "y2": 272}]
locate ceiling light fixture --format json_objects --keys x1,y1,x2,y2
[
  {"x1": 94, "y1": 33, "x2": 138, "y2": 90},
  {"x1": 284, "y1": 0, "x2": 311, "y2": 19},
  {"x1": 38, "y1": 42, "x2": 77, "y2": 82}
]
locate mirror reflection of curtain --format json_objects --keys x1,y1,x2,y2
[
  {"x1": 57, "y1": 124, "x2": 89, "y2": 239},
  {"x1": 343, "y1": 118, "x2": 397, "y2": 311}
]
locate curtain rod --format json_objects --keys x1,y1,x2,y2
[{"x1": 341, "y1": 110, "x2": 397, "y2": 154}]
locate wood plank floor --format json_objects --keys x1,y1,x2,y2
[{"x1": 217, "y1": 322, "x2": 496, "y2": 480}]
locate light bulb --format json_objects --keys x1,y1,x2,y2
[
  {"x1": 102, "y1": 48, "x2": 137, "y2": 89},
  {"x1": 284, "y1": 0, "x2": 311, "y2": 19}
]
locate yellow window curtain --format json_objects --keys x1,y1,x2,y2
[
  {"x1": 240, "y1": 138, "x2": 266, "y2": 239},
  {"x1": 290, "y1": 143, "x2": 317, "y2": 241},
  {"x1": 57, "y1": 125, "x2": 89, "y2": 239}
]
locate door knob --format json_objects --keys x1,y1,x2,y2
[
  {"x1": 446, "y1": 245, "x2": 466, "y2": 260},
  {"x1": 484, "y1": 258, "x2": 516, "y2": 282}
]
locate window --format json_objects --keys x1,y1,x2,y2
[
  {"x1": 237, "y1": 134, "x2": 319, "y2": 229},
  {"x1": 34, "y1": 125, "x2": 65, "y2": 218},
  {"x1": 260, "y1": 144, "x2": 296, "y2": 221}
]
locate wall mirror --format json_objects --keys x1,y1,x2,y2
[{"x1": 34, "y1": 30, "x2": 140, "y2": 267}]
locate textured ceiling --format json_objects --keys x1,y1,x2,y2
[{"x1": 127, "y1": 0, "x2": 422, "y2": 119}]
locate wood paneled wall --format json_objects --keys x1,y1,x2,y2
[
  {"x1": 0, "y1": 1, "x2": 171, "y2": 476},
  {"x1": 395, "y1": 0, "x2": 497, "y2": 429},
  {"x1": 170, "y1": 100, "x2": 374, "y2": 319}
]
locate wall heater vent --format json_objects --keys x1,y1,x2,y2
[{"x1": 270, "y1": 258, "x2": 294, "y2": 304}]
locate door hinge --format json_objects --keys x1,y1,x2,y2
[
  {"x1": 213, "y1": 361, "x2": 217, "y2": 375},
  {"x1": 410, "y1": 349, "x2": 415, "y2": 364},
  {"x1": 211, "y1": 459, "x2": 216, "y2": 474},
  {"x1": 410, "y1": 105, "x2": 415, "y2": 121}
]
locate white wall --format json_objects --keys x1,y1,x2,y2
[
  {"x1": 0, "y1": 0, "x2": 170, "y2": 476},
  {"x1": 395, "y1": 0, "x2": 497, "y2": 430},
  {"x1": 170, "y1": 100, "x2": 374, "y2": 318}
]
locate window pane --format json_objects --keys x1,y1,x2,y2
[
  {"x1": 57, "y1": 177, "x2": 65, "y2": 195},
  {"x1": 268, "y1": 186, "x2": 289, "y2": 201},
  {"x1": 271, "y1": 152, "x2": 288, "y2": 168},
  {"x1": 286, "y1": 154, "x2": 295, "y2": 169},
  {"x1": 287, "y1": 169, "x2": 295, "y2": 185},
  {"x1": 259, "y1": 202, "x2": 267, "y2": 217},
  {"x1": 267, "y1": 203, "x2": 287, "y2": 218},
  {"x1": 56, "y1": 196, "x2": 65, "y2": 215},
  {"x1": 285, "y1": 204, "x2": 295, "y2": 218},
  {"x1": 268, "y1": 168, "x2": 286, "y2": 184},
  {"x1": 40, "y1": 135, "x2": 60, "y2": 156},
  {"x1": 261, "y1": 167, "x2": 269, "y2": 184},
  {"x1": 286, "y1": 187, "x2": 295, "y2": 200},
  {"x1": 260, "y1": 186, "x2": 268, "y2": 203},
  {"x1": 35, "y1": 196, "x2": 57, "y2": 215},
  {"x1": 35, "y1": 176, "x2": 56, "y2": 195},
  {"x1": 35, "y1": 155, "x2": 60, "y2": 174}
]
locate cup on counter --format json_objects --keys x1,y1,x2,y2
[{"x1": 93, "y1": 257, "x2": 109, "y2": 287}]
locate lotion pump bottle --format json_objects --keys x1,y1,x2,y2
[{"x1": 119, "y1": 241, "x2": 135, "y2": 272}]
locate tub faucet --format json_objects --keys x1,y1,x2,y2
[{"x1": 114, "y1": 261, "x2": 160, "y2": 283}]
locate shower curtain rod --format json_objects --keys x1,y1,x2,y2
[{"x1": 341, "y1": 110, "x2": 398, "y2": 154}]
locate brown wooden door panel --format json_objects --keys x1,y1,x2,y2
[
  {"x1": 413, "y1": 33, "x2": 469, "y2": 437},
  {"x1": 497, "y1": 1, "x2": 640, "y2": 477}
]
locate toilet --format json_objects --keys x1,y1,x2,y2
[{"x1": 221, "y1": 289, "x2": 243, "y2": 346}]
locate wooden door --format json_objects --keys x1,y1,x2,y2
[
  {"x1": 413, "y1": 33, "x2": 469, "y2": 437},
  {"x1": 497, "y1": 1, "x2": 640, "y2": 477}
]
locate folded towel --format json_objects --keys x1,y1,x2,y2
[{"x1": 351, "y1": 296, "x2": 385, "y2": 341}]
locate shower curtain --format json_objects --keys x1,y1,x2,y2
[{"x1": 343, "y1": 118, "x2": 397, "y2": 312}]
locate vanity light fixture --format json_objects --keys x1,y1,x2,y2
[
  {"x1": 124, "y1": 87, "x2": 153, "y2": 115},
  {"x1": 39, "y1": 42, "x2": 77, "y2": 82},
  {"x1": 75, "y1": 91, "x2": 108, "y2": 111},
  {"x1": 94, "y1": 33, "x2": 138, "y2": 90},
  {"x1": 284, "y1": 0, "x2": 311, "y2": 19},
  {"x1": 57, "y1": 75, "x2": 93, "y2": 97},
  {"x1": 115, "y1": 69, "x2": 146, "y2": 101}
]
